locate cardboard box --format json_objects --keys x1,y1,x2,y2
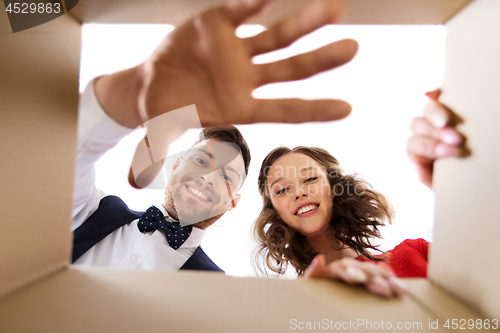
[{"x1": 1, "y1": 0, "x2": 498, "y2": 331}]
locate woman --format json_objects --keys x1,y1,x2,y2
[
  {"x1": 253, "y1": 91, "x2": 466, "y2": 297},
  {"x1": 254, "y1": 146, "x2": 428, "y2": 296}
]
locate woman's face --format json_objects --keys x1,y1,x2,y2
[{"x1": 266, "y1": 153, "x2": 333, "y2": 238}]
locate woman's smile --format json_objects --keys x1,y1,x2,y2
[
  {"x1": 266, "y1": 153, "x2": 333, "y2": 237},
  {"x1": 294, "y1": 203, "x2": 320, "y2": 216}
]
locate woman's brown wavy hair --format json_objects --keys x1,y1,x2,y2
[{"x1": 253, "y1": 146, "x2": 395, "y2": 276}]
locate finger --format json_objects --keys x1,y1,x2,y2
[
  {"x1": 425, "y1": 89, "x2": 442, "y2": 101},
  {"x1": 355, "y1": 261, "x2": 394, "y2": 280},
  {"x1": 413, "y1": 160, "x2": 433, "y2": 188},
  {"x1": 423, "y1": 100, "x2": 450, "y2": 129},
  {"x1": 344, "y1": 265, "x2": 368, "y2": 284},
  {"x1": 244, "y1": 0, "x2": 344, "y2": 55},
  {"x1": 387, "y1": 276, "x2": 406, "y2": 296},
  {"x1": 408, "y1": 136, "x2": 465, "y2": 162},
  {"x1": 249, "y1": 98, "x2": 351, "y2": 124},
  {"x1": 322, "y1": 261, "x2": 361, "y2": 284},
  {"x1": 222, "y1": 0, "x2": 271, "y2": 26},
  {"x1": 437, "y1": 127, "x2": 464, "y2": 146},
  {"x1": 367, "y1": 275, "x2": 393, "y2": 298},
  {"x1": 410, "y1": 117, "x2": 440, "y2": 139},
  {"x1": 303, "y1": 254, "x2": 327, "y2": 278},
  {"x1": 410, "y1": 118, "x2": 464, "y2": 147},
  {"x1": 255, "y1": 39, "x2": 358, "y2": 86},
  {"x1": 330, "y1": 258, "x2": 384, "y2": 285}
]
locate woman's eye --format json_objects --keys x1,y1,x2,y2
[
  {"x1": 276, "y1": 188, "x2": 288, "y2": 195},
  {"x1": 304, "y1": 177, "x2": 318, "y2": 183},
  {"x1": 194, "y1": 157, "x2": 207, "y2": 167}
]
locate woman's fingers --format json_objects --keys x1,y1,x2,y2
[
  {"x1": 244, "y1": 0, "x2": 344, "y2": 56},
  {"x1": 328, "y1": 258, "x2": 404, "y2": 297},
  {"x1": 438, "y1": 127, "x2": 464, "y2": 146},
  {"x1": 409, "y1": 101, "x2": 466, "y2": 162},
  {"x1": 367, "y1": 276, "x2": 405, "y2": 298},
  {"x1": 410, "y1": 117, "x2": 440, "y2": 141},
  {"x1": 409, "y1": 116, "x2": 464, "y2": 153},
  {"x1": 408, "y1": 135, "x2": 465, "y2": 163},
  {"x1": 255, "y1": 39, "x2": 358, "y2": 86},
  {"x1": 413, "y1": 160, "x2": 433, "y2": 188},
  {"x1": 407, "y1": 91, "x2": 469, "y2": 188},
  {"x1": 359, "y1": 264, "x2": 404, "y2": 298},
  {"x1": 388, "y1": 276, "x2": 406, "y2": 296},
  {"x1": 303, "y1": 254, "x2": 327, "y2": 278},
  {"x1": 366, "y1": 275, "x2": 393, "y2": 298},
  {"x1": 423, "y1": 99, "x2": 450, "y2": 129},
  {"x1": 423, "y1": 95, "x2": 464, "y2": 129},
  {"x1": 305, "y1": 257, "x2": 405, "y2": 297},
  {"x1": 339, "y1": 259, "x2": 404, "y2": 297},
  {"x1": 425, "y1": 89, "x2": 442, "y2": 101}
]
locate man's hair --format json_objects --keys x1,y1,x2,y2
[{"x1": 194, "y1": 126, "x2": 251, "y2": 176}]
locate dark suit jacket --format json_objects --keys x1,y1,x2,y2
[{"x1": 72, "y1": 196, "x2": 224, "y2": 273}]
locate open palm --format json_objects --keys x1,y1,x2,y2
[{"x1": 139, "y1": 0, "x2": 358, "y2": 127}]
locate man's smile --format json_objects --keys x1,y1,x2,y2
[{"x1": 185, "y1": 184, "x2": 212, "y2": 202}]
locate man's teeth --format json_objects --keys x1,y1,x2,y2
[
  {"x1": 188, "y1": 186, "x2": 209, "y2": 201},
  {"x1": 297, "y1": 205, "x2": 317, "y2": 215}
]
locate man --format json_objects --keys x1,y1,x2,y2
[
  {"x1": 72, "y1": 79, "x2": 250, "y2": 272},
  {"x1": 71, "y1": 0, "x2": 466, "y2": 278}
]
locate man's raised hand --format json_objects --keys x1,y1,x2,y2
[{"x1": 139, "y1": 0, "x2": 358, "y2": 127}]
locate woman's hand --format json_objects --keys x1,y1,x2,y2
[
  {"x1": 407, "y1": 89, "x2": 469, "y2": 188},
  {"x1": 303, "y1": 255, "x2": 405, "y2": 298}
]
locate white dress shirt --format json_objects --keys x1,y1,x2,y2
[{"x1": 72, "y1": 78, "x2": 205, "y2": 271}]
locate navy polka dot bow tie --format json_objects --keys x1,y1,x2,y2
[{"x1": 138, "y1": 206, "x2": 193, "y2": 250}]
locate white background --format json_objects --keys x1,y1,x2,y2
[{"x1": 80, "y1": 23, "x2": 445, "y2": 278}]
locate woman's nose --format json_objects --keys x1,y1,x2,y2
[{"x1": 294, "y1": 187, "x2": 307, "y2": 200}]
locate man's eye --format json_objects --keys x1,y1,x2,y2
[
  {"x1": 194, "y1": 157, "x2": 207, "y2": 167},
  {"x1": 222, "y1": 173, "x2": 232, "y2": 184},
  {"x1": 304, "y1": 177, "x2": 318, "y2": 183}
]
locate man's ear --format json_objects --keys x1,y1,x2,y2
[
  {"x1": 171, "y1": 156, "x2": 183, "y2": 172},
  {"x1": 227, "y1": 194, "x2": 241, "y2": 212}
]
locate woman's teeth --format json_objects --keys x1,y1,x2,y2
[{"x1": 297, "y1": 204, "x2": 318, "y2": 215}]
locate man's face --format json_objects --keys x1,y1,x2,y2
[{"x1": 165, "y1": 139, "x2": 246, "y2": 227}]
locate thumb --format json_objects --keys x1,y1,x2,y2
[
  {"x1": 223, "y1": 0, "x2": 273, "y2": 26},
  {"x1": 303, "y1": 254, "x2": 327, "y2": 278}
]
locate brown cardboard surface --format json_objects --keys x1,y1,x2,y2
[
  {"x1": 70, "y1": 0, "x2": 473, "y2": 26},
  {"x1": 1, "y1": 0, "x2": 498, "y2": 330},
  {"x1": 0, "y1": 13, "x2": 81, "y2": 298},
  {"x1": 0, "y1": 267, "x2": 469, "y2": 333},
  {"x1": 431, "y1": 0, "x2": 500, "y2": 319},
  {"x1": 404, "y1": 279, "x2": 484, "y2": 322}
]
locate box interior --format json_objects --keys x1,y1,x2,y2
[{"x1": 2, "y1": 0, "x2": 499, "y2": 331}]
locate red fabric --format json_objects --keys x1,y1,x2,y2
[{"x1": 356, "y1": 239, "x2": 429, "y2": 278}]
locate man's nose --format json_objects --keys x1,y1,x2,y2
[{"x1": 200, "y1": 173, "x2": 215, "y2": 187}]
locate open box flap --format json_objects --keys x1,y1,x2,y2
[
  {"x1": 69, "y1": 0, "x2": 473, "y2": 25},
  {"x1": 0, "y1": 267, "x2": 480, "y2": 333},
  {"x1": 0, "y1": 11, "x2": 81, "y2": 298},
  {"x1": 431, "y1": 0, "x2": 500, "y2": 319}
]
